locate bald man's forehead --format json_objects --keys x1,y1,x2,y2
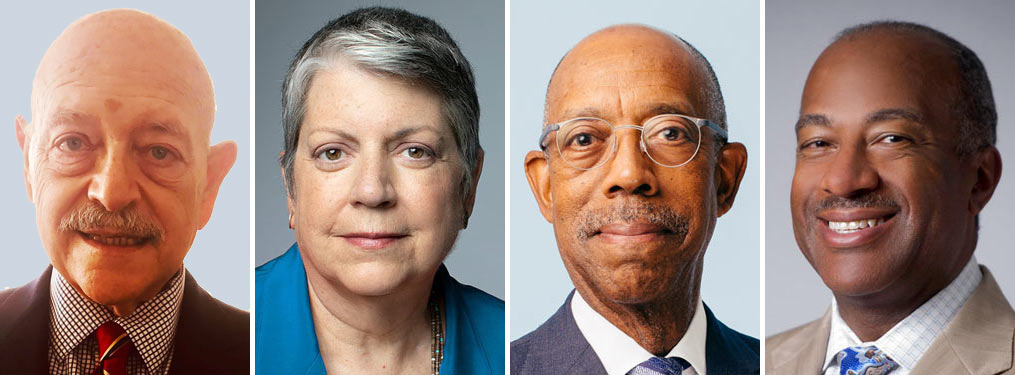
[
  {"x1": 546, "y1": 26, "x2": 709, "y2": 122},
  {"x1": 32, "y1": 9, "x2": 215, "y2": 132}
]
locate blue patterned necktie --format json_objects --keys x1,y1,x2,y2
[
  {"x1": 837, "y1": 345, "x2": 898, "y2": 375},
  {"x1": 628, "y1": 356, "x2": 691, "y2": 375}
]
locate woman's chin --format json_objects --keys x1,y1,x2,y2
[{"x1": 333, "y1": 263, "x2": 422, "y2": 297}]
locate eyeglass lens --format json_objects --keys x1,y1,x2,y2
[{"x1": 555, "y1": 115, "x2": 702, "y2": 170}]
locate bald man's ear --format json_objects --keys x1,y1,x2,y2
[
  {"x1": 462, "y1": 149, "x2": 484, "y2": 229},
  {"x1": 15, "y1": 115, "x2": 33, "y2": 203},
  {"x1": 715, "y1": 141, "x2": 747, "y2": 217},
  {"x1": 197, "y1": 140, "x2": 238, "y2": 229},
  {"x1": 524, "y1": 151, "x2": 554, "y2": 223}
]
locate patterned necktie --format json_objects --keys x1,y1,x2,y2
[
  {"x1": 93, "y1": 321, "x2": 133, "y2": 375},
  {"x1": 837, "y1": 345, "x2": 898, "y2": 375},
  {"x1": 628, "y1": 356, "x2": 691, "y2": 375}
]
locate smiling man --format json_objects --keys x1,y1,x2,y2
[
  {"x1": 766, "y1": 21, "x2": 1013, "y2": 375},
  {"x1": 0, "y1": 9, "x2": 247, "y2": 374},
  {"x1": 511, "y1": 25, "x2": 756, "y2": 375}
]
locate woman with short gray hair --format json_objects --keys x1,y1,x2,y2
[{"x1": 255, "y1": 7, "x2": 503, "y2": 374}]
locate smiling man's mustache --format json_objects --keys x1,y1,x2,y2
[
  {"x1": 58, "y1": 201, "x2": 164, "y2": 244},
  {"x1": 575, "y1": 201, "x2": 689, "y2": 241},
  {"x1": 814, "y1": 193, "x2": 900, "y2": 213}
]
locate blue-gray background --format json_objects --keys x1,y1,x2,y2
[
  {"x1": 766, "y1": 0, "x2": 1015, "y2": 335},
  {"x1": 510, "y1": 0, "x2": 761, "y2": 339},
  {"x1": 0, "y1": 1, "x2": 250, "y2": 309},
  {"x1": 254, "y1": 0, "x2": 505, "y2": 299}
]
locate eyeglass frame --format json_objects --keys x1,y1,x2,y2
[{"x1": 538, "y1": 113, "x2": 729, "y2": 170}]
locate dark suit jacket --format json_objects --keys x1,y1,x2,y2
[
  {"x1": 0, "y1": 266, "x2": 249, "y2": 374},
  {"x1": 511, "y1": 292, "x2": 759, "y2": 375}
]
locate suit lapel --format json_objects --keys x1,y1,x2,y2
[
  {"x1": 911, "y1": 267, "x2": 1015, "y2": 375},
  {"x1": 703, "y1": 304, "x2": 760, "y2": 375},
  {"x1": 0, "y1": 267, "x2": 53, "y2": 374},
  {"x1": 770, "y1": 308, "x2": 831, "y2": 375},
  {"x1": 169, "y1": 271, "x2": 249, "y2": 375}
]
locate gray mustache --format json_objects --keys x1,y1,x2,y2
[
  {"x1": 815, "y1": 193, "x2": 899, "y2": 212},
  {"x1": 575, "y1": 201, "x2": 689, "y2": 241},
  {"x1": 59, "y1": 202, "x2": 164, "y2": 243}
]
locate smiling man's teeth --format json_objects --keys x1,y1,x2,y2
[
  {"x1": 827, "y1": 218, "x2": 886, "y2": 233},
  {"x1": 85, "y1": 234, "x2": 141, "y2": 246}
]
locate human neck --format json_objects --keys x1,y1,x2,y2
[
  {"x1": 576, "y1": 273, "x2": 701, "y2": 356},
  {"x1": 835, "y1": 253, "x2": 974, "y2": 342},
  {"x1": 306, "y1": 270, "x2": 436, "y2": 374}
]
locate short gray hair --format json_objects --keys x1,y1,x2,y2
[
  {"x1": 280, "y1": 7, "x2": 481, "y2": 197},
  {"x1": 834, "y1": 20, "x2": 996, "y2": 157}
]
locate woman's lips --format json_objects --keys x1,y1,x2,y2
[
  {"x1": 339, "y1": 232, "x2": 408, "y2": 250},
  {"x1": 595, "y1": 223, "x2": 669, "y2": 244}
]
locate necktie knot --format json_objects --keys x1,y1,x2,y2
[
  {"x1": 628, "y1": 356, "x2": 691, "y2": 375},
  {"x1": 94, "y1": 321, "x2": 133, "y2": 375},
  {"x1": 838, "y1": 345, "x2": 898, "y2": 375}
]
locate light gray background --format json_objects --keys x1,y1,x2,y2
[
  {"x1": 510, "y1": 0, "x2": 761, "y2": 339},
  {"x1": 766, "y1": 0, "x2": 1015, "y2": 335},
  {"x1": 0, "y1": 0, "x2": 250, "y2": 309},
  {"x1": 254, "y1": 0, "x2": 505, "y2": 299}
]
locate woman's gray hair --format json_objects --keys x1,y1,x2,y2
[{"x1": 280, "y1": 7, "x2": 481, "y2": 198}]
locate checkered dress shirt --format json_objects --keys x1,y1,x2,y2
[
  {"x1": 47, "y1": 268, "x2": 185, "y2": 375},
  {"x1": 821, "y1": 257, "x2": 982, "y2": 375}
]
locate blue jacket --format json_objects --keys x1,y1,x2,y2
[{"x1": 256, "y1": 244, "x2": 505, "y2": 374}]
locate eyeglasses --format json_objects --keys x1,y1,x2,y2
[{"x1": 538, "y1": 114, "x2": 728, "y2": 170}]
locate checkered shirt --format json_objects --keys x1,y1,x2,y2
[
  {"x1": 822, "y1": 257, "x2": 982, "y2": 375},
  {"x1": 47, "y1": 267, "x2": 185, "y2": 375}
]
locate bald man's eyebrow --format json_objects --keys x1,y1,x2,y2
[
  {"x1": 48, "y1": 110, "x2": 99, "y2": 128},
  {"x1": 865, "y1": 108, "x2": 923, "y2": 125},
  {"x1": 647, "y1": 103, "x2": 695, "y2": 118},
  {"x1": 557, "y1": 107, "x2": 606, "y2": 122},
  {"x1": 795, "y1": 113, "x2": 831, "y2": 132}
]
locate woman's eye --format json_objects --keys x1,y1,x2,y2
[
  {"x1": 402, "y1": 146, "x2": 432, "y2": 159},
  {"x1": 318, "y1": 148, "x2": 344, "y2": 161}
]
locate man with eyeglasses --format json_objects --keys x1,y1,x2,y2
[
  {"x1": 511, "y1": 25, "x2": 757, "y2": 375},
  {"x1": 767, "y1": 21, "x2": 1012, "y2": 375}
]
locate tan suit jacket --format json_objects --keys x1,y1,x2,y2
[{"x1": 766, "y1": 266, "x2": 1015, "y2": 375}]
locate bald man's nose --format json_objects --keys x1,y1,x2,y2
[
  {"x1": 88, "y1": 151, "x2": 140, "y2": 212},
  {"x1": 601, "y1": 131, "x2": 659, "y2": 197},
  {"x1": 820, "y1": 145, "x2": 880, "y2": 198}
]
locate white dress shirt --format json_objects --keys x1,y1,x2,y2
[
  {"x1": 572, "y1": 291, "x2": 707, "y2": 375},
  {"x1": 822, "y1": 257, "x2": 982, "y2": 375}
]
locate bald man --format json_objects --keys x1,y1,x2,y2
[
  {"x1": 0, "y1": 9, "x2": 247, "y2": 374},
  {"x1": 511, "y1": 25, "x2": 757, "y2": 375}
]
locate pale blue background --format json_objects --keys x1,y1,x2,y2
[
  {"x1": 254, "y1": 0, "x2": 505, "y2": 299},
  {"x1": 0, "y1": 0, "x2": 250, "y2": 310},
  {"x1": 766, "y1": 0, "x2": 1015, "y2": 335},
  {"x1": 510, "y1": 0, "x2": 761, "y2": 339}
]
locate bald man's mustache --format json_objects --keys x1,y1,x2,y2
[
  {"x1": 59, "y1": 202, "x2": 164, "y2": 244},
  {"x1": 575, "y1": 200, "x2": 689, "y2": 241}
]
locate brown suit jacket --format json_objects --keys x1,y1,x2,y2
[{"x1": 766, "y1": 266, "x2": 1015, "y2": 375}]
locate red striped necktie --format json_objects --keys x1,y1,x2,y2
[{"x1": 93, "y1": 322, "x2": 133, "y2": 375}]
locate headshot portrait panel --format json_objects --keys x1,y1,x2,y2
[
  {"x1": 253, "y1": 0, "x2": 505, "y2": 300},
  {"x1": 765, "y1": 0, "x2": 1015, "y2": 335},
  {"x1": 0, "y1": 0, "x2": 250, "y2": 309},
  {"x1": 509, "y1": 0, "x2": 760, "y2": 365}
]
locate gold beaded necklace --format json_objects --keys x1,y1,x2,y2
[{"x1": 429, "y1": 288, "x2": 445, "y2": 375}]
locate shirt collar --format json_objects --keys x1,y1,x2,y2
[
  {"x1": 50, "y1": 266, "x2": 186, "y2": 373},
  {"x1": 823, "y1": 257, "x2": 982, "y2": 372},
  {"x1": 571, "y1": 290, "x2": 707, "y2": 375}
]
